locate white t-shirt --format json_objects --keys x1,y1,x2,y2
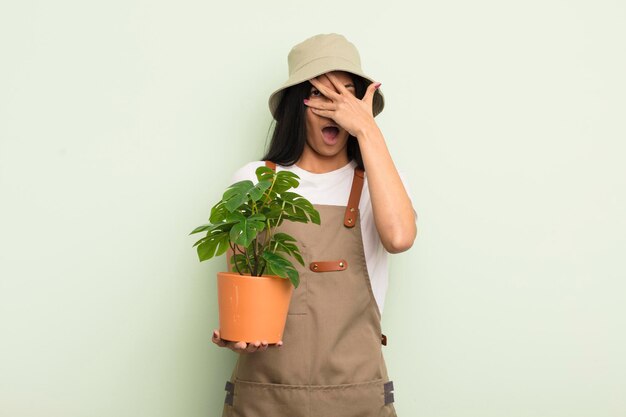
[{"x1": 230, "y1": 160, "x2": 415, "y2": 315}]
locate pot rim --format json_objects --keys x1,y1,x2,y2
[{"x1": 217, "y1": 271, "x2": 286, "y2": 280}]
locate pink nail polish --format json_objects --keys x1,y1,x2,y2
[
  {"x1": 303, "y1": 98, "x2": 309, "y2": 104},
  {"x1": 375, "y1": 82, "x2": 381, "y2": 89}
]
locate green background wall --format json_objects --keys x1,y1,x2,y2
[{"x1": 1, "y1": 0, "x2": 625, "y2": 416}]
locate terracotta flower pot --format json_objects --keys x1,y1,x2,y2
[{"x1": 217, "y1": 271, "x2": 293, "y2": 343}]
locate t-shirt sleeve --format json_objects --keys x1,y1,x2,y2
[{"x1": 230, "y1": 161, "x2": 264, "y2": 184}]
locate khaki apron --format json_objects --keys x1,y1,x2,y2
[{"x1": 221, "y1": 161, "x2": 397, "y2": 417}]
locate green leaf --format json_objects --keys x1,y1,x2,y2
[
  {"x1": 272, "y1": 171, "x2": 301, "y2": 193},
  {"x1": 271, "y1": 232, "x2": 305, "y2": 266},
  {"x1": 249, "y1": 180, "x2": 272, "y2": 202},
  {"x1": 223, "y1": 180, "x2": 254, "y2": 212},
  {"x1": 255, "y1": 166, "x2": 275, "y2": 183},
  {"x1": 285, "y1": 269, "x2": 300, "y2": 289},
  {"x1": 209, "y1": 201, "x2": 230, "y2": 223},
  {"x1": 222, "y1": 179, "x2": 274, "y2": 213},
  {"x1": 189, "y1": 223, "x2": 211, "y2": 235},
  {"x1": 261, "y1": 251, "x2": 300, "y2": 288},
  {"x1": 192, "y1": 222, "x2": 236, "y2": 247},
  {"x1": 281, "y1": 192, "x2": 321, "y2": 224},
  {"x1": 261, "y1": 204, "x2": 284, "y2": 221},
  {"x1": 280, "y1": 206, "x2": 308, "y2": 224},
  {"x1": 196, "y1": 228, "x2": 230, "y2": 261},
  {"x1": 228, "y1": 213, "x2": 266, "y2": 247}
]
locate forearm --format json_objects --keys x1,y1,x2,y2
[{"x1": 356, "y1": 123, "x2": 417, "y2": 253}]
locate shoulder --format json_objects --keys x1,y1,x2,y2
[{"x1": 230, "y1": 161, "x2": 266, "y2": 183}]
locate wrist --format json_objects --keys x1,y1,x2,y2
[{"x1": 354, "y1": 121, "x2": 381, "y2": 141}]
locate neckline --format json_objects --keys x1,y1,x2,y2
[{"x1": 287, "y1": 160, "x2": 357, "y2": 180}]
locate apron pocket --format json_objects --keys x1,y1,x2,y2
[
  {"x1": 309, "y1": 379, "x2": 397, "y2": 417},
  {"x1": 228, "y1": 378, "x2": 396, "y2": 417},
  {"x1": 230, "y1": 379, "x2": 309, "y2": 417}
]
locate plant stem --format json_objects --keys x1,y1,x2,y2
[
  {"x1": 229, "y1": 242, "x2": 242, "y2": 275},
  {"x1": 259, "y1": 172, "x2": 277, "y2": 208},
  {"x1": 235, "y1": 244, "x2": 253, "y2": 275},
  {"x1": 271, "y1": 201, "x2": 286, "y2": 253},
  {"x1": 251, "y1": 238, "x2": 258, "y2": 276},
  {"x1": 265, "y1": 219, "x2": 273, "y2": 254}
]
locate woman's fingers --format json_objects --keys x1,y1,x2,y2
[
  {"x1": 304, "y1": 93, "x2": 336, "y2": 119},
  {"x1": 325, "y1": 72, "x2": 351, "y2": 95},
  {"x1": 309, "y1": 77, "x2": 341, "y2": 100},
  {"x1": 212, "y1": 330, "x2": 281, "y2": 353},
  {"x1": 227, "y1": 339, "x2": 261, "y2": 353},
  {"x1": 246, "y1": 341, "x2": 262, "y2": 353},
  {"x1": 229, "y1": 341, "x2": 247, "y2": 352},
  {"x1": 257, "y1": 341, "x2": 269, "y2": 352},
  {"x1": 212, "y1": 329, "x2": 227, "y2": 347},
  {"x1": 311, "y1": 73, "x2": 380, "y2": 107},
  {"x1": 363, "y1": 82, "x2": 380, "y2": 107},
  {"x1": 309, "y1": 107, "x2": 335, "y2": 119},
  {"x1": 212, "y1": 330, "x2": 246, "y2": 351},
  {"x1": 304, "y1": 98, "x2": 336, "y2": 111}
]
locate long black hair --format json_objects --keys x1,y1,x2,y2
[{"x1": 262, "y1": 74, "x2": 370, "y2": 170}]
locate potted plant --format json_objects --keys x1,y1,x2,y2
[{"x1": 190, "y1": 165, "x2": 320, "y2": 343}]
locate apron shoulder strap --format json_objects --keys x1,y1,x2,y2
[
  {"x1": 344, "y1": 168, "x2": 364, "y2": 228},
  {"x1": 264, "y1": 160, "x2": 277, "y2": 171}
]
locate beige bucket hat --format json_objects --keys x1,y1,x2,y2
[{"x1": 268, "y1": 33, "x2": 385, "y2": 119}]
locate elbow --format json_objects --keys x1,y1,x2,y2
[
  {"x1": 384, "y1": 238, "x2": 414, "y2": 254},
  {"x1": 382, "y1": 226, "x2": 417, "y2": 254}
]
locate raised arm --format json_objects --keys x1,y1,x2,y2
[
  {"x1": 353, "y1": 123, "x2": 417, "y2": 253},
  {"x1": 306, "y1": 73, "x2": 417, "y2": 253}
]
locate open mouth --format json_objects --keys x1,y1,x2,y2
[{"x1": 321, "y1": 125, "x2": 340, "y2": 143}]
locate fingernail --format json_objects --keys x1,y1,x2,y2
[
  {"x1": 212, "y1": 330, "x2": 218, "y2": 338},
  {"x1": 375, "y1": 82, "x2": 382, "y2": 89},
  {"x1": 277, "y1": 341, "x2": 283, "y2": 347},
  {"x1": 303, "y1": 98, "x2": 309, "y2": 104}
]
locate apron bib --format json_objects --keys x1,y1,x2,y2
[{"x1": 221, "y1": 162, "x2": 397, "y2": 417}]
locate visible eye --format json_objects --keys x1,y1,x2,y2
[{"x1": 309, "y1": 89, "x2": 321, "y2": 98}]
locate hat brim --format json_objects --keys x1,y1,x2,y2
[{"x1": 268, "y1": 55, "x2": 384, "y2": 119}]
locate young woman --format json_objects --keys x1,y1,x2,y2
[{"x1": 212, "y1": 33, "x2": 417, "y2": 417}]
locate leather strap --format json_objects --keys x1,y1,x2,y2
[
  {"x1": 344, "y1": 168, "x2": 365, "y2": 228},
  {"x1": 265, "y1": 160, "x2": 276, "y2": 171},
  {"x1": 384, "y1": 381, "x2": 395, "y2": 404},
  {"x1": 224, "y1": 381, "x2": 234, "y2": 406},
  {"x1": 384, "y1": 381, "x2": 394, "y2": 393},
  {"x1": 309, "y1": 260, "x2": 348, "y2": 272}
]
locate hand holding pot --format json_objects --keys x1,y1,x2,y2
[{"x1": 212, "y1": 329, "x2": 283, "y2": 353}]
